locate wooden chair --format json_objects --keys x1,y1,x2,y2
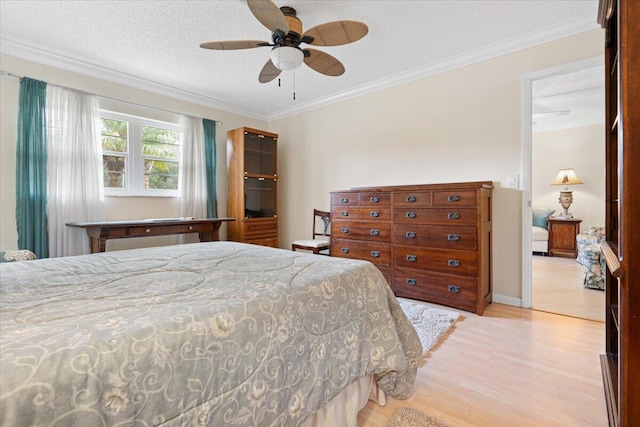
[{"x1": 291, "y1": 209, "x2": 331, "y2": 255}]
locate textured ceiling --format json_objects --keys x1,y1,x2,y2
[
  {"x1": 532, "y1": 64, "x2": 604, "y2": 133},
  {"x1": 0, "y1": 0, "x2": 600, "y2": 121}
]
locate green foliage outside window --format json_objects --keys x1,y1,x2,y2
[
  {"x1": 141, "y1": 125, "x2": 180, "y2": 190},
  {"x1": 100, "y1": 118, "x2": 181, "y2": 192},
  {"x1": 101, "y1": 119, "x2": 127, "y2": 188}
]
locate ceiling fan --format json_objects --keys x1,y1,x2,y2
[{"x1": 200, "y1": 0, "x2": 368, "y2": 83}]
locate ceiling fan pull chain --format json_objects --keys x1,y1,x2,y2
[
  {"x1": 293, "y1": 70, "x2": 296, "y2": 100},
  {"x1": 278, "y1": 78, "x2": 281, "y2": 87}
]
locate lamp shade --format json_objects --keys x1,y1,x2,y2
[
  {"x1": 551, "y1": 168, "x2": 583, "y2": 188},
  {"x1": 270, "y1": 46, "x2": 304, "y2": 71}
]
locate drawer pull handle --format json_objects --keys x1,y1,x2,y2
[
  {"x1": 406, "y1": 255, "x2": 417, "y2": 262},
  {"x1": 447, "y1": 212, "x2": 460, "y2": 220},
  {"x1": 448, "y1": 285, "x2": 461, "y2": 293},
  {"x1": 370, "y1": 211, "x2": 380, "y2": 217},
  {"x1": 341, "y1": 248, "x2": 350, "y2": 254},
  {"x1": 145, "y1": 228, "x2": 151, "y2": 233},
  {"x1": 447, "y1": 234, "x2": 460, "y2": 241},
  {"x1": 406, "y1": 231, "x2": 416, "y2": 238},
  {"x1": 406, "y1": 196, "x2": 417, "y2": 203},
  {"x1": 407, "y1": 278, "x2": 417, "y2": 286},
  {"x1": 447, "y1": 195, "x2": 460, "y2": 202},
  {"x1": 341, "y1": 211, "x2": 349, "y2": 217},
  {"x1": 188, "y1": 226, "x2": 194, "y2": 231},
  {"x1": 406, "y1": 212, "x2": 417, "y2": 218},
  {"x1": 370, "y1": 197, "x2": 380, "y2": 203},
  {"x1": 371, "y1": 251, "x2": 380, "y2": 258},
  {"x1": 448, "y1": 259, "x2": 461, "y2": 267},
  {"x1": 340, "y1": 227, "x2": 349, "y2": 233},
  {"x1": 340, "y1": 198, "x2": 349, "y2": 203},
  {"x1": 370, "y1": 229, "x2": 380, "y2": 236}
]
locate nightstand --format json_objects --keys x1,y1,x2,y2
[{"x1": 547, "y1": 217, "x2": 582, "y2": 258}]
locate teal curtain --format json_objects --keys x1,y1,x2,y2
[
  {"x1": 15, "y1": 78, "x2": 49, "y2": 259},
  {"x1": 202, "y1": 118, "x2": 218, "y2": 217}
]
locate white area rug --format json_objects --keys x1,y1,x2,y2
[
  {"x1": 398, "y1": 299, "x2": 460, "y2": 356},
  {"x1": 386, "y1": 407, "x2": 452, "y2": 427}
]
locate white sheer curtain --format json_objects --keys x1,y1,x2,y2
[
  {"x1": 179, "y1": 115, "x2": 207, "y2": 244},
  {"x1": 46, "y1": 86, "x2": 104, "y2": 257}
]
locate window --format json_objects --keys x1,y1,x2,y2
[{"x1": 100, "y1": 111, "x2": 182, "y2": 196}]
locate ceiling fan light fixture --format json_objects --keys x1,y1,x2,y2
[{"x1": 270, "y1": 46, "x2": 304, "y2": 71}]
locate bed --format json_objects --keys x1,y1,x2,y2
[{"x1": 0, "y1": 242, "x2": 421, "y2": 426}]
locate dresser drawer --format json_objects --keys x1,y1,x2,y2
[
  {"x1": 394, "y1": 246, "x2": 477, "y2": 276},
  {"x1": 358, "y1": 192, "x2": 391, "y2": 206},
  {"x1": 393, "y1": 224, "x2": 477, "y2": 250},
  {"x1": 332, "y1": 220, "x2": 391, "y2": 242},
  {"x1": 331, "y1": 238, "x2": 391, "y2": 265},
  {"x1": 331, "y1": 192, "x2": 359, "y2": 207},
  {"x1": 244, "y1": 218, "x2": 278, "y2": 238},
  {"x1": 246, "y1": 237, "x2": 278, "y2": 248},
  {"x1": 393, "y1": 208, "x2": 477, "y2": 225},
  {"x1": 332, "y1": 207, "x2": 391, "y2": 221},
  {"x1": 432, "y1": 190, "x2": 477, "y2": 206},
  {"x1": 393, "y1": 267, "x2": 477, "y2": 309},
  {"x1": 126, "y1": 223, "x2": 198, "y2": 237},
  {"x1": 393, "y1": 191, "x2": 432, "y2": 207}
]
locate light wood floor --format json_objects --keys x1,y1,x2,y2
[
  {"x1": 532, "y1": 255, "x2": 605, "y2": 322},
  {"x1": 357, "y1": 302, "x2": 606, "y2": 427}
]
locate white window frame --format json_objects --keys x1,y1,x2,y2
[{"x1": 101, "y1": 110, "x2": 182, "y2": 197}]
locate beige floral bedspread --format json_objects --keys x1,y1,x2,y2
[{"x1": 0, "y1": 242, "x2": 421, "y2": 426}]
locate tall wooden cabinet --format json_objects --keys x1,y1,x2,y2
[
  {"x1": 330, "y1": 181, "x2": 492, "y2": 315},
  {"x1": 227, "y1": 127, "x2": 278, "y2": 247},
  {"x1": 598, "y1": 1, "x2": 640, "y2": 426}
]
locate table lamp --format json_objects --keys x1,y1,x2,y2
[{"x1": 551, "y1": 168, "x2": 583, "y2": 218}]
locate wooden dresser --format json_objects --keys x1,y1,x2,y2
[
  {"x1": 330, "y1": 190, "x2": 393, "y2": 284},
  {"x1": 330, "y1": 181, "x2": 492, "y2": 315}
]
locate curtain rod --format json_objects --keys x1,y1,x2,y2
[{"x1": 0, "y1": 70, "x2": 223, "y2": 125}]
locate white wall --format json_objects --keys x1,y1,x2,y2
[
  {"x1": 0, "y1": 54, "x2": 267, "y2": 251},
  {"x1": 269, "y1": 29, "x2": 603, "y2": 302},
  {"x1": 532, "y1": 125, "x2": 605, "y2": 230}
]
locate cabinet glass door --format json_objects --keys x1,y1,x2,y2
[
  {"x1": 244, "y1": 132, "x2": 276, "y2": 176},
  {"x1": 244, "y1": 177, "x2": 277, "y2": 218}
]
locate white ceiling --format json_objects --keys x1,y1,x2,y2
[
  {"x1": 0, "y1": 0, "x2": 600, "y2": 122},
  {"x1": 532, "y1": 64, "x2": 604, "y2": 133}
]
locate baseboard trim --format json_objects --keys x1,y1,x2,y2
[{"x1": 493, "y1": 294, "x2": 522, "y2": 307}]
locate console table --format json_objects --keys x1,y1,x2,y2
[{"x1": 66, "y1": 218, "x2": 235, "y2": 253}]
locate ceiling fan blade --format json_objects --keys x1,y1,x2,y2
[
  {"x1": 303, "y1": 21, "x2": 368, "y2": 46},
  {"x1": 200, "y1": 40, "x2": 270, "y2": 50},
  {"x1": 303, "y1": 49, "x2": 345, "y2": 77},
  {"x1": 259, "y1": 59, "x2": 282, "y2": 83},
  {"x1": 247, "y1": 0, "x2": 289, "y2": 33}
]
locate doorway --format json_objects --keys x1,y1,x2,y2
[{"x1": 521, "y1": 57, "x2": 605, "y2": 322}]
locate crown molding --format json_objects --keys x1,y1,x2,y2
[
  {"x1": 0, "y1": 36, "x2": 269, "y2": 121},
  {"x1": 267, "y1": 14, "x2": 600, "y2": 121},
  {"x1": 1, "y1": 13, "x2": 599, "y2": 124}
]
